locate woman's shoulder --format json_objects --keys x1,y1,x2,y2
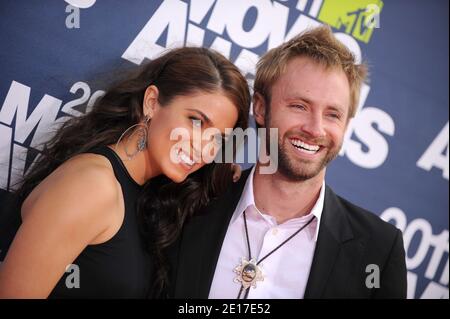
[
  {"x1": 21, "y1": 152, "x2": 122, "y2": 224},
  {"x1": 65, "y1": 152, "x2": 116, "y2": 175}
]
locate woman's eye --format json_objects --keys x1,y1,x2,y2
[
  {"x1": 190, "y1": 117, "x2": 202, "y2": 127},
  {"x1": 214, "y1": 134, "x2": 224, "y2": 144}
]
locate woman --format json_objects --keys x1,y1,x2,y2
[{"x1": 0, "y1": 47, "x2": 250, "y2": 298}]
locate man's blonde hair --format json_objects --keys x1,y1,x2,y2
[{"x1": 254, "y1": 25, "x2": 368, "y2": 118}]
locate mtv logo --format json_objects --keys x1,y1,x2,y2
[{"x1": 317, "y1": 0, "x2": 384, "y2": 43}]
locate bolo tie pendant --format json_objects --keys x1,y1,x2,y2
[{"x1": 233, "y1": 257, "x2": 264, "y2": 289}]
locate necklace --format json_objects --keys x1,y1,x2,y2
[{"x1": 234, "y1": 210, "x2": 315, "y2": 299}]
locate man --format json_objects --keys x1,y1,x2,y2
[{"x1": 168, "y1": 26, "x2": 407, "y2": 299}]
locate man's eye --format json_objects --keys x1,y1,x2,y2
[
  {"x1": 292, "y1": 104, "x2": 306, "y2": 110},
  {"x1": 328, "y1": 113, "x2": 341, "y2": 119}
]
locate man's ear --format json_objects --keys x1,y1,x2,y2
[
  {"x1": 143, "y1": 85, "x2": 159, "y2": 118},
  {"x1": 253, "y1": 92, "x2": 267, "y2": 127}
]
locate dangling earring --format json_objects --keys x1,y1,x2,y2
[{"x1": 115, "y1": 115, "x2": 151, "y2": 160}]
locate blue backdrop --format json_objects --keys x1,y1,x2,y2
[{"x1": 0, "y1": 0, "x2": 448, "y2": 299}]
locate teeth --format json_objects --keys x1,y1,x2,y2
[
  {"x1": 291, "y1": 139, "x2": 320, "y2": 151},
  {"x1": 290, "y1": 139, "x2": 320, "y2": 153},
  {"x1": 177, "y1": 149, "x2": 194, "y2": 166}
]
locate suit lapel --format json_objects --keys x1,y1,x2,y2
[
  {"x1": 304, "y1": 186, "x2": 354, "y2": 298},
  {"x1": 173, "y1": 178, "x2": 357, "y2": 299},
  {"x1": 173, "y1": 169, "x2": 252, "y2": 298}
]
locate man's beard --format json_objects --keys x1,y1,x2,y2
[
  {"x1": 262, "y1": 105, "x2": 342, "y2": 182},
  {"x1": 276, "y1": 134, "x2": 341, "y2": 182}
]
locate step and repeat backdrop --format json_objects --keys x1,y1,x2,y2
[{"x1": 0, "y1": 0, "x2": 448, "y2": 299}]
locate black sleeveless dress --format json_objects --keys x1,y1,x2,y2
[{"x1": 49, "y1": 146, "x2": 152, "y2": 298}]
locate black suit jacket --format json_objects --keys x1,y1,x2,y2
[{"x1": 167, "y1": 168, "x2": 407, "y2": 299}]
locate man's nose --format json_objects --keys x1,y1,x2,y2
[{"x1": 300, "y1": 113, "x2": 326, "y2": 138}]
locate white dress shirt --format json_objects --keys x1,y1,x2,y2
[{"x1": 208, "y1": 166, "x2": 325, "y2": 299}]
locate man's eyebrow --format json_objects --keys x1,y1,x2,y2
[
  {"x1": 287, "y1": 96, "x2": 345, "y2": 113},
  {"x1": 286, "y1": 95, "x2": 313, "y2": 105},
  {"x1": 186, "y1": 108, "x2": 214, "y2": 126}
]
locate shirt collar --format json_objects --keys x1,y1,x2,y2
[{"x1": 230, "y1": 165, "x2": 325, "y2": 242}]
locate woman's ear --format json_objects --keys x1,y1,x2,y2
[
  {"x1": 253, "y1": 92, "x2": 266, "y2": 127},
  {"x1": 143, "y1": 85, "x2": 159, "y2": 118}
]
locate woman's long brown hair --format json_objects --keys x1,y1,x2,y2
[{"x1": 15, "y1": 47, "x2": 250, "y2": 297}]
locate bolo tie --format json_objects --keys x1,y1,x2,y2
[{"x1": 233, "y1": 210, "x2": 316, "y2": 299}]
